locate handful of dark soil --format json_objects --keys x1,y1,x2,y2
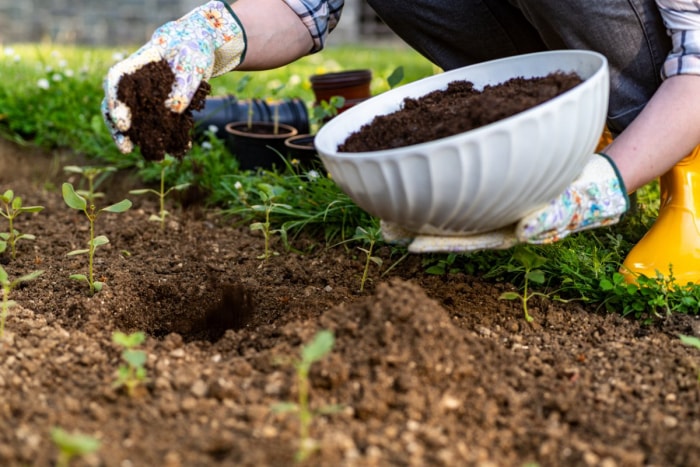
[
  {"x1": 116, "y1": 59, "x2": 211, "y2": 160},
  {"x1": 338, "y1": 71, "x2": 582, "y2": 152}
]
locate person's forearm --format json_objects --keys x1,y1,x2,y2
[
  {"x1": 230, "y1": 0, "x2": 314, "y2": 70},
  {"x1": 605, "y1": 74, "x2": 700, "y2": 192}
]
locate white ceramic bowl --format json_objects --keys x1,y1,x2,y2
[{"x1": 314, "y1": 50, "x2": 609, "y2": 235}]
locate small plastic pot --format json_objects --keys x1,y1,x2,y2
[
  {"x1": 284, "y1": 133, "x2": 319, "y2": 168},
  {"x1": 225, "y1": 121, "x2": 298, "y2": 170}
]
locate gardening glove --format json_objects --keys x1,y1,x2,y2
[
  {"x1": 515, "y1": 152, "x2": 629, "y2": 244},
  {"x1": 102, "y1": 0, "x2": 247, "y2": 153},
  {"x1": 380, "y1": 153, "x2": 629, "y2": 253}
]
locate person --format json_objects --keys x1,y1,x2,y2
[{"x1": 102, "y1": 0, "x2": 700, "y2": 283}]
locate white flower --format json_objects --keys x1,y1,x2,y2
[
  {"x1": 64, "y1": 69, "x2": 74, "y2": 77},
  {"x1": 201, "y1": 141, "x2": 212, "y2": 150},
  {"x1": 58, "y1": 59, "x2": 67, "y2": 68},
  {"x1": 3, "y1": 46, "x2": 14, "y2": 56},
  {"x1": 234, "y1": 181, "x2": 243, "y2": 191},
  {"x1": 288, "y1": 75, "x2": 302, "y2": 86},
  {"x1": 207, "y1": 124, "x2": 219, "y2": 134},
  {"x1": 45, "y1": 65, "x2": 53, "y2": 73},
  {"x1": 307, "y1": 170, "x2": 320, "y2": 180},
  {"x1": 50, "y1": 50, "x2": 60, "y2": 58},
  {"x1": 13, "y1": 55, "x2": 20, "y2": 63},
  {"x1": 37, "y1": 78, "x2": 49, "y2": 90},
  {"x1": 51, "y1": 73, "x2": 63, "y2": 82}
]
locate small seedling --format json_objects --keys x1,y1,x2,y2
[
  {"x1": 679, "y1": 334, "x2": 700, "y2": 381},
  {"x1": 266, "y1": 82, "x2": 287, "y2": 135},
  {"x1": 0, "y1": 189, "x2": 44, "y2": 259},
  {"x1": 0, "y1": 265, "x2": 43, "y2": 339},
  {"x1": 50, "y1": 426, "x2": 101, "y2": 467},
  {"x1": 499, "y1": 247, "x2": 550, "y2": 323},
  {"x1": 112, "y1": 331, "x2": 149, "y2": 396},
  {"x1": 63, "y1": 165, "x2": 117, "y2": 204},
  {"x1": 129, "y1": 155, "x2": 190, "y2": 230},
  {"x1": 309, "y1": 95, "x2": 345, "y2": 133},
  {"x1": 353, "y1": 225, "x2": 383, "y2": 293},
  {"x1": 272, "y1": 330, "x2": 340, "y2": 462},
  {"x1": 250, "y1": 183, "x2": 290, "y2": 261},
  {"x1": 62, "y1": 182, "x2": 132, "y2": 295}
]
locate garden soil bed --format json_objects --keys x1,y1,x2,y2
[{"x1": 2, "y1": 137, "x2": 700, "y2": 467}]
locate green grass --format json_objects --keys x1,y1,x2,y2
[{"x1": 1, "y1": 42, "x2": 699, "y2": 320}]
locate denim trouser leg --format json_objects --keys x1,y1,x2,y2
[{"x1": 366, "y1": 0, "x2": 672, "y2": 133}]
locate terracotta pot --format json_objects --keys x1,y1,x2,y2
[
  {"x1": 224, "y1": 121, "x2": 298, "y2": 170},
  {"x1": 284, "y1": 133, "x2": 319, "y2": 168},
  {"x1": 309, "y1": 69, "x2": 372, "y2": 113}
]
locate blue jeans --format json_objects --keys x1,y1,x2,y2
[{"x1": 366, "y1": 0, "x2": 671, "y2": 134}]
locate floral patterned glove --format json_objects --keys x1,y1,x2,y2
[
  {"x1": 102, "y1": 0, "x2": 246, "y2": 153},
  {"x1": 515, "y1": 152, "x2": 629, "y2": 243},
  {"x1": 380, "y1": 153, "x2": 628, "y2": 253}
]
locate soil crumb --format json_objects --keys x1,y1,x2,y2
[
  {"x1": 116, "y1": 59, "x2": 211, "y2": 160},
  {"x1": 338, "y1": 71, "x2": 582, "y2": 152}
]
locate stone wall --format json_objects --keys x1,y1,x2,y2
[{"x1": 0, "y1": 0, "x2": 395, "y2": 46}]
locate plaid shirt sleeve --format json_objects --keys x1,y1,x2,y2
[
  {"x1": 281, "y1": 0, "x2": 345, "y2": 53},
  {"x1": 656, "y1": 0, "x2": 700, "y2": 77}
]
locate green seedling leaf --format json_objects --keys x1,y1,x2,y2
[
  {"x1": 271, "y1": 402, "x2": 299, "y2": 413},
  {"x1": 50, "y1": 427, "x2": 101, "y2": 458},
  {"x1": 302, "y1": 330, "x2": 335, "y2": 364},
  {"x1": 128, "y1": 188, "x2": 156, "y2": 196},
  {"x1": 61, "y1": 183, "x2": 87, "y2": 210},
  {"x1": 500, "y1": 291, "x2": 521, "y2": 301},
  {"x1": 102, "y1": 199, "x2": 132, "y2": 213},
  {"x1": 69, "y1": 274, "x2": 88, "y2": 282},
  {"x1": 172, "y1": 183, "x2": 191, "y2": 192},
  {"x1": 0, "y1": 265, "x2": 6, "y2": 283},
  {"x1": 93, "y1": 281, "x2": 104, "y2": 292},
  {"x1": 67, "y1": 249, "x2": 90, "y2": 256},
  {"x1": 680, "y1": 334, "x2": 700, "y2": 350},
  {"x1": 113, "y1": 331, "x2": 146, "y2": 348},
  {"x1": 0, "y1": 189, "x2": 13, "y2": 202},
  {"x1": 122, "y1": 349, "x2": 147, "y2": 368},
  {"x1": 387, "y1": 66, "x2": 405, "y2": 89},
  {"x1": 16, "y1": 270, "x2": 44, "y2": 283},
  {"x1": 90, "y1": 235, "x2": 109, "y2": 248}
]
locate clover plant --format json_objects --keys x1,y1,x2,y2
[
  {"x1": 0, "y1": 189, "x2": 44, "y2": 259},
  {"x1": 129, "y1": 155, "x2": 190, "y2": 230},
  {"x1": 62, "y1": 182, "x2": 131, "y2": 295},
  {"x1": 499, "y1": 247, "x2": 552, "y2": 323},
  {"x1": 0, "y1": 265, "x2": 43, "y2": 339},
  {"x1": 272, "y1": 330, "x2": 341, "y2": 462},
  {"x1": 112, "y1": 331, "x2": 149, "y2": 396}
]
